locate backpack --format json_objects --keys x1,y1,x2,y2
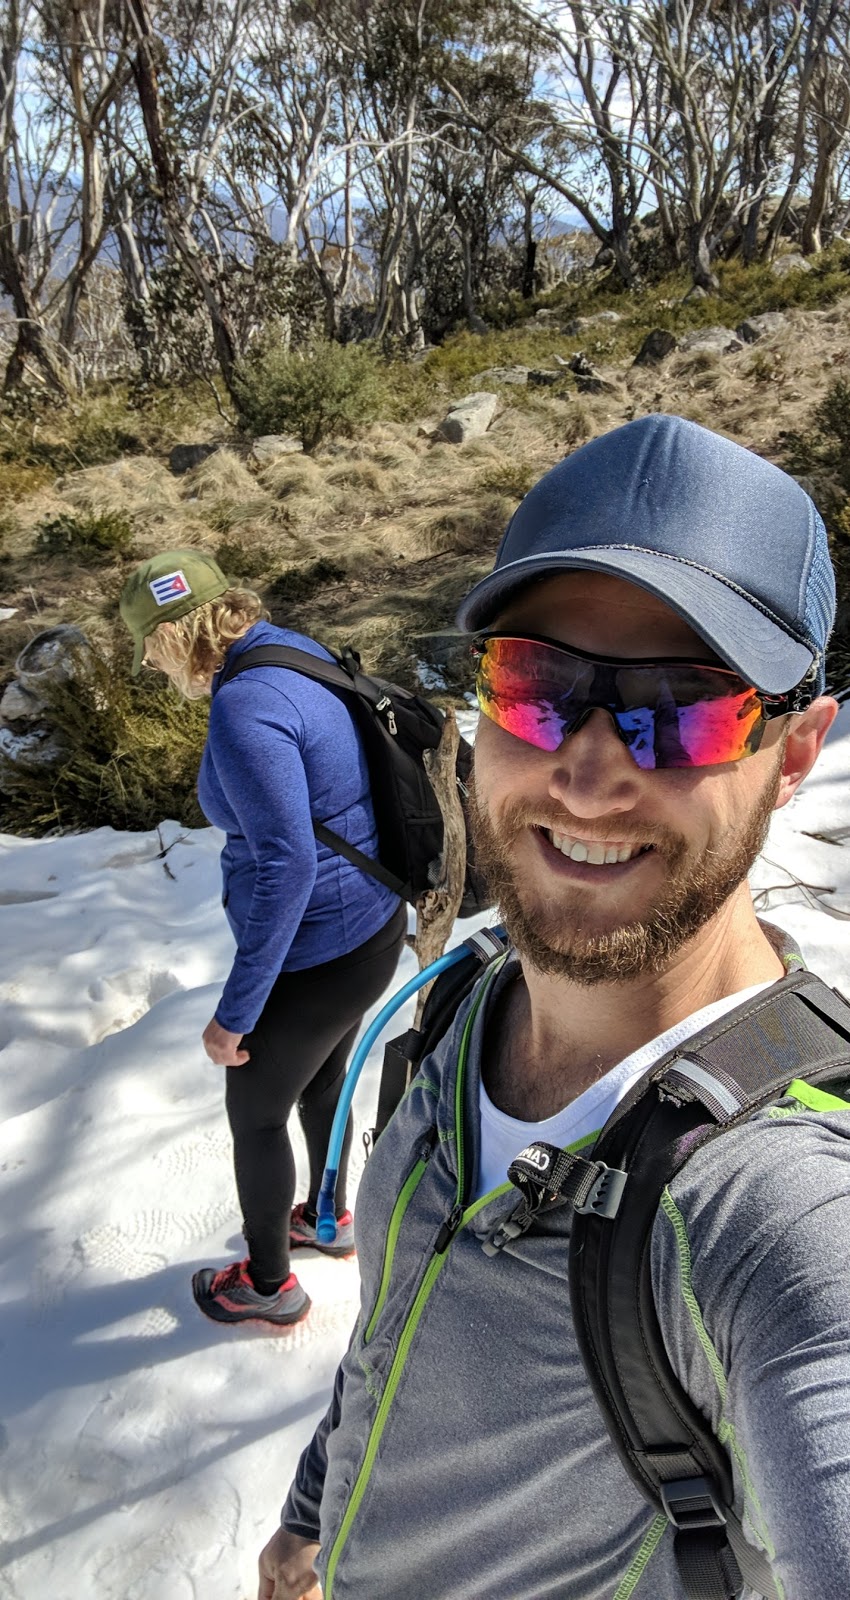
[
  {"x1": 376, "y1": 937, "x2": 850, "y2": 1600},
  {"x1": 218, "y1": 641, "x2": 490, "y2": 917}
]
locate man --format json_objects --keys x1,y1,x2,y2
[{"x1": 257, "y1": 415, "x2": 850, "y2": 1600}]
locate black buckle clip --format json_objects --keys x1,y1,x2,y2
[
  {"x1": 660, "y1": 1475, "x2": 727, "y2": 1531},
  {"x1": 575, "y1": 1162, "x2": 627, "y2": 1220}
]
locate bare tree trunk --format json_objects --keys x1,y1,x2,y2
[
  {"x1": 128, "y1": 0, "x2": 242, "y2": 399},
  {"x1": 801, "y1": 70, "x2": 850, "y2": 253},
  {"x1": 412, "y1": 711, "x2": 465, "y2": 1034}
]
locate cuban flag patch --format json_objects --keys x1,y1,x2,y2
[{"x1": 149, "y1": 570, "x2": 191, "y2": 606}]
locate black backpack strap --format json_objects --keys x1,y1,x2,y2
[
  {"x1": 219, "y1": 642, "x2": 357, "y2": 694},
  {"x1": 568, "y1": 969, "x2": 850, "y2": 1600},
  {"x1": 372, "y1": 927, "x2": 509, "y2": 1143},
  {"x1": 312, "y1": 820, "x2": 411, "y2": 900},
  {"x1": 219, "y1": 644, "x2": 414, "y2": 900}
]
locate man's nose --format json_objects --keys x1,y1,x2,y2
[{"x1": 547, "y1": 708, "x2": 642, "y2": 817}]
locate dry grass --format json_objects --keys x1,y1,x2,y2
[
  {"x1": 6, "y1": 289, "x2": 850, "y2": 693},
  {"x1": 385, "y1": 494, "x2": 513, "y2": 559},
  {"x1": 259, "y1": 455, "x2": 326, "y2": 499},
  {"x1": 179, "y1": 447, "x2": 259, "y2": 504}
]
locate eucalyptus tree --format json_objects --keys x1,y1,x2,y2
[{"x1": 0, "y1": 0, "x2": 133, "y2": 393}]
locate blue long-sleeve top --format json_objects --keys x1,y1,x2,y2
[{"x1": 196, "y1": 620, "x2": 401, "y2": 1035}]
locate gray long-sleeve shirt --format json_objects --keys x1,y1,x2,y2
[{"x1": 283, "y1": 953, "x2": 850, "y2": 1599}]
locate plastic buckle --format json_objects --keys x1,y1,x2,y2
[
  {"x1": 660, "y1": 1475, "x2": 727, "y2": 1531},
  {"x1": 575, "y1": 1162, "x2": 628, "y2": 1220}
]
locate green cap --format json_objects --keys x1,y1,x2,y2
[{"x1": 119, "y1": 549, "x2": 229, "y2": 674}]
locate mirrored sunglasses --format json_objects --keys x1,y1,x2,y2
[{"x1": 474, "y1": 634, "x2": 804, "y2": 771}]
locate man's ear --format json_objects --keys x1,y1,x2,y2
[{"x1": 774, "y1": 696, "x2": 839, "y2": 810}]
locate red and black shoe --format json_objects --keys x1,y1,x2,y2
[
  {"x1": 191, "y1": 1258, "x2": 310, "y2": 1326},
  {"x1": 290, "y1": 1203, "x2": 356, "y2": 1259}
]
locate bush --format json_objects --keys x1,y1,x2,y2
[
  {"x1": 268, "y1": 558, "x2": 347, "y2": 605},
  {"x1": 0, "y1": 639, "x2": 209, "y2": 834},
  {"x1": 215, "y1": 536, "x2": 277, "y2": 580},
  {"x1": 35, "y1": 509, "x2": 135, "y2": 562},
  {"x1": 233, "y1": 339, "x2": 388, "y2": 452}
]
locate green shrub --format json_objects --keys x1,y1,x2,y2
[
  {"x1": 35, "y1": 509, "x2": 135, "y2": 562},
  {"x1": 813, "y1": 380, "x2": 850, "y2": 450},
  {"x1": 268, "y1": 558, "x2": 347, "y2": 605},
  {"x1": 779, "y1": 379, "x2": 850, "y2": 500},
  {"x1": 215, "y1": 536, "x2": 277, "y2": 580},
  {"x1": 233, "y1": 339, "x2": 388, "y2": 452},
  {"x1": 0, "y1": 639, "x2": 208, "y2": 834}
]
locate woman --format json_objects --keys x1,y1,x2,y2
[{"x1": 119, "y1": 549, "x2": 406, "y2": 1327}]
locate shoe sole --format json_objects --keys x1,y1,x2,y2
[
  {"x1": 191, "y1": 1273, "x2": 311, "y2": 1326},
  {"x1": 290, "y1": 1234, "x2": 356, "y2": 1259}
]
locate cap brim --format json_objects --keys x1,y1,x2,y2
[
  {"x1": 456, "y1": 549, "x2": 814, "y2": 694},
  {"x1": 131, "y1": 636, "x2": 145, "y2": 675}
]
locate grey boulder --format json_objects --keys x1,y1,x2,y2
[{"x1": 436, "y1": 392, "x2": 499, "y2": 444}]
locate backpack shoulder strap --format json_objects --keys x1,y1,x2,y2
[
  {"x1": 372, "y1": 927, "x2": 509, "y2": 1144},
  {"x1": 569, "y1": 969, "x2": 850, "y2": 1600},
  {"x1": 218, "y1": 643, "x2": 413, "y2": 898},
  {"x1": 218, "y1": 642, "x2": 357, "y2": 694}
]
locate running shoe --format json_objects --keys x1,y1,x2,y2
[
  {"x1": 192, "y1": 1258, "x2": 310, "y2": 1326},
  {"x1": 290, "y1": 1203, "x2": 356, "y2": 1258}
]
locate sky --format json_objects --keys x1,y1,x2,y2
[{"x1": 2, "y1": 704, "x2": 850, "y2": 1600}]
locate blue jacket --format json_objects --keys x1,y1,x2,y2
[{"x1": 197, "y1": 621, "x2": 401, "y2": 1034}]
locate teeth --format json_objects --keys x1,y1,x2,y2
[{"x1": 549, "y1": 830, "x2": 644, "y2": 866}]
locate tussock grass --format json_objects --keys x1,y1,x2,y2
[
  {"x1": 179, "y1": 448, "x2": 259, "y2": 504},
  {"x1": 324, "y1": 459, "x2": 396, "y2": 495},
  {"x1": 387, "y1": 494, "x2": 512, "y2": 559},
  {"x1": 259, "y1": 456, "x2": 325, "y2": 499}
]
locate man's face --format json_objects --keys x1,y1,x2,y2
[{"x1": 470, "y1": 571, "x2": 791, "y2": 983}]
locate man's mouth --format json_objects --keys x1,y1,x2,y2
[{"x1": 541, "y1": 827, "x2": 654, "y2": 866}]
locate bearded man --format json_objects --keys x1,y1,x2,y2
[{"x1": 256, "y1": 415, "x2": 850, "y2": 1600}]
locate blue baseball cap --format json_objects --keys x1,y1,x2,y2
[{"x1": 456, "y1": 414, "x2": 835, "y2": 695}]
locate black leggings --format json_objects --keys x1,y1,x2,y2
[{"x1": 225, "y1": 903, "x2": 406, "y2": 1289}]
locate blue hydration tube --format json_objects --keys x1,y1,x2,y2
[{"x1": 315, "y1": 944, "x2": 471, "y2": 1244}]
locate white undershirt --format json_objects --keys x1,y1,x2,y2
[{"x1": 475, "y1": 980, "x2": 772, "y2": 1200}]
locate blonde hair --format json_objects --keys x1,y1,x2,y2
[{"x1": 145, "y1": 587, "x2": 270, "y2": 699}]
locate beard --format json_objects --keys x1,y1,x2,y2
[{"x1": 468, "y1": 762, "x2": 783, "y2": 985}]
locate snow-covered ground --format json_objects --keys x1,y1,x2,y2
[{"x1": 2, "y1": 706, "x2": 850, "y2": 1600}]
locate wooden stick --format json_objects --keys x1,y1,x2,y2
[{"x1": 412, "y1": 709, "x2": 466, "y2": 1042}]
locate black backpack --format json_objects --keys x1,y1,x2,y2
[
  {"x1": 377, "y1": 935, "x2": 850, "y2": 1600},
  {"x1": 218, "y1": 641, "x2": 490, "y2": 916}
]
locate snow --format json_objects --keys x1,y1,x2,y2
[{"x1": 2, "y1": 707, "x2": 850, "y2": 1600}]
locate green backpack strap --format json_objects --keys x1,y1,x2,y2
[{"x1": 567, "y1": 968, "x2": 850, "y2": 1600}]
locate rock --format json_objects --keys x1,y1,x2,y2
[
  {"x1": 527, "y1": 369, "x2": 563, "y2": 387},
  {"x1": 435, "y1": 392, "x2": 498, "y2": 444},
  {"x1": 770, "y1": 253, "x2": 812, "y2": 278},
  {"x1": 736, "y1": 312, "x2": 787, "y2": 344},
  {"x1": 470, "y1": 366, "x2": 530, "y2": 387},
  {"x1": 677, "y1": 326, "x2": 743, "y2": 356},
  {"x1": 413, "y1": 630, "x2": 472, "y2": 679},
  {"x1": 534, "y1": 308, "x2": 562, "y2": 325},
  {"x1": 681, "y1": 285, "x2": 711, "y2": 302},
  {"x1": 0, "y1": 681, "x2": 46, "y2": 723},
  {"x1": 632, "y1": 329, "x2": 677, "y2": 367},
  {"x1": 566, "y1": 353, "x2": 620, "y2": 394},
  {"x1": 15, "y1": 626, "x2": 89, "y2": 691},
  {"x1": 0, "y1": 723, "x2": 67, "y2": 774},
  {"x1": 168, "y1": 442, "x2": 217, "y2": 475},
  {"x1": 250, "y1": 433, "x2": 303, "y2": 465}
]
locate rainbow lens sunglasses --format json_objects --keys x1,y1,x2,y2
[{"x1": 473, "y1": 634, "x2": 813, "y2": 771}]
